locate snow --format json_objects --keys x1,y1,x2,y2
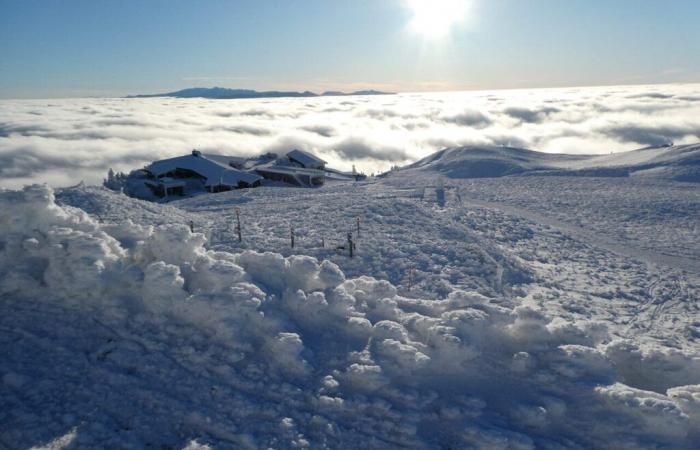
[
  {"x1": 2, "y1": 160, "x2": 699, "y2": 449},
  {"x1": 403, "y1": 145, "x2": 586, "y2": 178},
  {"x1": 401, "y1": 143, "x2": 700, "y2": 182}
]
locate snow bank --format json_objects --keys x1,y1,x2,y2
[{"x1": 1, "y1": 185, "x2": 699, "y2": 448}]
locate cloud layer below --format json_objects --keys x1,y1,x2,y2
[{"x1": 1, "y1": 83, "x2": 699, "y2": 188}]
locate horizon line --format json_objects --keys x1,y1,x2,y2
[{"x1": 2, "y1": 80, "x2": 700, "y2": 101}]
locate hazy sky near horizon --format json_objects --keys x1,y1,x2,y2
[{"x1": 1, "y1": 0, "x2": 699, "y2": 98}]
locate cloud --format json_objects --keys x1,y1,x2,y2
[
  {"x1": 239, "y1": 109, "x2": 273, "y2": 117},
  {"x1": 263, "y1": 136, "x2": 320, "y2": 157},
  {"x1": 94, "y1": 118, "x2": 161, "y2": 127},
  {"x1": 332, "y1": 138, "x2": 409, "y2": 161},
  {"x1": 301, "y1": 125, "x2": 336, "y2": 137},
  {"x1": 626, "y1": 92, "x2": 674, "y2": 99},
  {"x1": 1, "y1": 83, "x2": 699, "y2": 188},
  {"x1": 0, "y1": 143, "x2": 148, "y2": 179},
  {"x1": 485, "y1": 134, "x2": 530, "y2": 148},
  {"x1": 359, "y1": 108, "x2": 404, "y2": 119},
  {"x1": 396, "y1": 120, "x2": 429, "y2": 130},
  {"x1": 0, "y1": 122, "x2": 51, "y2": 137},
  {"x1": 502, "y1": 107, "x2": 560, "y2": 123},
  {"x1": 600, "y1": 124, "x2": 700, "y2": 147},
  {"x1": 207, "y1": 125, "x2": 272, "y2": 136},
  {"x1": 440, "y1": 110, "x2": 492, "y2": 128}
]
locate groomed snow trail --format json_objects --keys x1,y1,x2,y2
[{"x1": 458, "y1": 195, "x2": 699, "y2": 275}]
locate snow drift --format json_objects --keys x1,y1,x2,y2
[{"x1": 1, "y1": 185, "x2": 699, "y2": 448}]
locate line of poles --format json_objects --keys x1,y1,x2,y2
[
  {"x1": 188, "y1": 213, "x2": 421, "y2": 289},
  {"x1": 188, "y1": 212, "x2": 363, "y2": 258}
]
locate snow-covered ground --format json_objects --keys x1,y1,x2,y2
[{"x1": 2, "y1": 144, "x2": 699, "y2": 449}]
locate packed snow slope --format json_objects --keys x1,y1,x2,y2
[
  {"x1": 402, "y1": 144, "x2": 700, "y2": 182},
  {"x1": 2, "y1": 156, "x2": 700, "y2": 448}
]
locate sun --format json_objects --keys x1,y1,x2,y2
[{"x1": 405, "y1": 0, "x2": 470, "y2": 39}]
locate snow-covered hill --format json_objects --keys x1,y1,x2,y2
[
  {"x1": 2, "y1": 161, "x2": 699, "y2": 448},
  {"x1": 400, "y1": 144, "x2": 700, "y2": 182},
  {"x1": 402, "y1": 145, "x2": 585, "y2": 178}
]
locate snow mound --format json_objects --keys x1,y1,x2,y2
[
  {"x1": 402, "y1": 145, "x2": 577, "y2": 178},
  {"x1": 1, "y1": 185, "x2": 699, "y2": 448},
  {"x1": 400, "y1": 144, "x2": 700, "y2": 182}
]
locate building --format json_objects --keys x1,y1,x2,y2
[
  {"x1": 251, "y1": 149, "x2": 326, "y2": 186},
  {"x1": 286, "y1": 149, "x2": 327, "y2": 170},
  {"x1": 144, "y1": 150, "x2": 262, "y2": 197},
  {"x1": 138, "y1": 148, "x2": 336, "y2": 198},
  {"x1": 255, "y1": 165, "x2": 325, "y2": 187},
  {"x1": 144, "y1": 178, "x2": 186, "y2": 197}
]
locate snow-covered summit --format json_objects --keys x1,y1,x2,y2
[
  {"x1": 398, "y1": 143, "x2": 700, "y2": 182},
  {"x1": 403, "y1": 145, "x2": 585, "y2": 178}
]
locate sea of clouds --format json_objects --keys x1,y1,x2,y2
[{"x1": 1, "y1": 83, "x2": 699, "y2": 188}]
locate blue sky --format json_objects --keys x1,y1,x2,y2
[{"x1": 1, "y1": 0, "x2": 699, "y2": 98}]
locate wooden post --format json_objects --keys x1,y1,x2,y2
[
  {"x1": 235, "y1": 207, "x2": 242, "y2": 242},
  {"x1": 356, "y1": 216, "x2": 361, "y2": 237},
  {"x1": 321, "y1": 236, "x2": 325, "y2": 248},
  {"x1": 290, "y1": 226, "x2": 295, "y2": 248},
  {"x1": 347, "y1": 232, "x2": 354, "y2": 258}
]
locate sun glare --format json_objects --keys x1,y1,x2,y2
[{"x1": 406, "y1": 0, "x2": 470, "y2": 39}]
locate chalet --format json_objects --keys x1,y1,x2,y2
[
  {"x1": 140, "y1": 148, "x2": 337, "y2": 197},
  {"x1": 255, "y1": 165, "x2": 325, "y2": 187},
  {"x1": 251, "y1": 149, "x2": 326, "y2": 186},
  {"x1": 144, "y1": 150, "x2": 262, "y2": 197},
  {"x1": 286, "y1": 148, "x2": 327, "y2": 170}
]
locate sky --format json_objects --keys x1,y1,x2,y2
[{"x1": 1, "y1": 0, "x2": 699, "y2": 98}]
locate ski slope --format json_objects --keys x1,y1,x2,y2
[{"x1": 1, "y1": 146, "x2": 700, "y2": 449}]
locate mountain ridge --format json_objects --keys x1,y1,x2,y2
[{"x1": 127, "y1": 87, "x2": 394, "y2": 99}]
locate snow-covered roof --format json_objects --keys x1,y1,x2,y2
[
  {"x1": 287, "y1": 149, "x2": 326, "y2": 168},
  {"x1": 202, "y1": 153, "x2": 247, "y2": 168},
  {"x1": 145, "y1": 153, "x2": 262, "y2": 187}
]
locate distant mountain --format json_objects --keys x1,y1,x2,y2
[
  {"x1": 127, "y1": 87, "x2": 394, "y2": 99},
  {"x1": 320, "y1": 90, "x2": 391, "y2": 97}
]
